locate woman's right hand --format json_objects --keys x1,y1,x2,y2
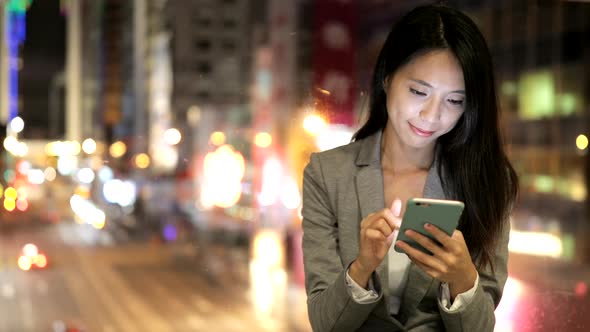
[{"x1": 349, "y1": 199, "x2": 402, "y2": 288}]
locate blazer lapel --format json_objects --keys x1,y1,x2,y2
[
  {"x1": 402, "y1": 159, "x2": 446, "y2": 310},
  {"x1": 354, "y1": 131, "x2": 389, "y2": 298}
]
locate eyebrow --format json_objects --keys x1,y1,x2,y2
[{"x1": 410, "y1": 79, "x2": 465, "y2": 94}]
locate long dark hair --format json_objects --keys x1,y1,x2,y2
[{"x1": 353, "y1": 4, "x2": 518, "y2": 271}]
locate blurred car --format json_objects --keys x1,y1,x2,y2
[{"x1": 17, "y1": 243, "x2": 48, "y2": 271}]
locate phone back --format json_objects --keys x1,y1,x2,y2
[{"x1": 394, "y1": 198, "x2": 464, "y2": 254}]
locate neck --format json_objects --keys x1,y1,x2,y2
[{"x1": 381, "y1": 123, "x2": 435, "y2": 173}]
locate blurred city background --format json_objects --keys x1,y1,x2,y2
[{"x1": 0, "y1": 0, "x2": 588, "y2": 331}]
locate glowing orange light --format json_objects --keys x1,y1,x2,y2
[
  {"x1": 34, "y1": 254, "x2": 47, "y2": 268},
  {"x1": 74, "y1": 186, "x2": 91, "y2": 199},
  {"x1": 18, "y1": 256, "x2": 32, "y2": 271},
  {"x1": 254, "y1": 132, "x2": 272, "y2": 148},
  {"x1": 303, "y1": 114, "x2": 327, "y2": 136},
  {"x1": 201, "y1": 145, "x2": 245, "y2": 208},
  {"x1": 209, "y1": 131, "x2": 226, "y2": 146},
  {"x1": 109, "y1": 141, "x2": 127, "y2": 158},
  {"x1": 93, "y1": 218, "x2": 106, "y2": 230},
  {"x1": 134, "y1": 153, "x2": 150, "y2": 169}
]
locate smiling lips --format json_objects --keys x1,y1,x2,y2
[{"x1": 409, "y1": 122, "x2": 435, "y2": 137}]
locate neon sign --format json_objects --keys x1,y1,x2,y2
[{"x1": 4, "y1": 0, "x2": 32, "y2": 122}]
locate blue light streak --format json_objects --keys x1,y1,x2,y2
[{"x1": 5, "y1": 9, "x2": 27, "y2": 122}]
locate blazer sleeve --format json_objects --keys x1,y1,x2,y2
[
  {"x1": 438, "y1": 219, "x2": 511, "y2": 331},
  {"x1": 302, "y1": 153, "x2": 382, "y2": 332}
]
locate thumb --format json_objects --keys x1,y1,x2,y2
[{"x1": 391, "y1": 199, "x2": 402, "y2": 217}]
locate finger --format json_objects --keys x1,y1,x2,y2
[
  {"x1": 411, "y1": 257, "x2": 439, "y2": 278},
  {"x1": 451, "y1": 229, "x2": 465, "y2": 241},
  {"x1": 386, "y1": 229, "x2": 399, "y2": 244},
  {"x1": 423, "y1": 223, "x2": 455, "y2": 249},
  {"x1": 365, "y1": 228, "x2": 387, "y2": 242},
  {"x1": 380, "y1": 209, "x2": 401, "y2": 231},
  {"x1": 360, "y1": 213, "x2": 376, "y2": 227},
  {"x1": 396, "y1": 240, "x2": 446, "y2": 271},
  {"x1": 391, "y1": 199, "x2": 402, "y2": 217},
  {"x1": 404, "y1": 229, "x2": 445, "y2": 257},
  {"x1": 367, "y1": 218, "x2": 394, "y2": 238}
]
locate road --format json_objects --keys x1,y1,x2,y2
[
  {"x1": 1, "y1": 218, "x2": 590, "y2": 331},
  {"x1": 0, "y1": 221, "x2": 311, "y2": 332}
]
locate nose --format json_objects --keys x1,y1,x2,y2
[{"x1": 419, "y1": 98, "x2": 442, "y2": 123}]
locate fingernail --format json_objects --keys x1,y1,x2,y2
[{"x1": 424, "y1": 223, "x2": 431, "y2": 228}]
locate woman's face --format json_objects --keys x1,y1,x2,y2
[{"x1": 384, "y1": 49, "x2": 465, "y2": 150}]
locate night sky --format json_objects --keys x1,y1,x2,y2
[{"x1": 20, "y1": 0, "x2": 65, "y2": 139}]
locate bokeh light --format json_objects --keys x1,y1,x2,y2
[
  {"x1": 134, "y1": 153, "x2": 151, "y2": 169},
  {"x1": 4, "y1": 187, "x2": 17, "y2": 200},
  {"x1": 254, "y1": 132, "x2": 272, "y2": 148},
  {"x1": 23, "y1": 244, "x2": 38, "y2": 257},
  {"x1": 34, "y1": 254, "x2": 47, "y2": 268},
  {"x1": 164, "y1": 128, "x2": 182, "y2": 145},
  {"x1": 303, "y1": 114, "x2": 327, "y2": 136},
  {"x1": 576, "y1": 134, "x2": 588, "y2": 150},
  {"x1": 4, "y1": 199, "x2": 16, "y2": 212},
  {"x1": 9, "y1": 116, "x2": 24, "y2": 133},
  {"x1": 209, "y1": 131, "x2": 226, "y2": 146},
  {"x1": 201, "y1": 145, "x2": 245, "y2": 208},
  {"x1": 16, "y1": 198, "x2": 28, "y2": 211},
  {"x1": 44, "y1": 167, "x2": 57, "y2": 181},
  {"x1": 82, "y1": 138, "x2": 97, "y2": 154},
  {"x1": 18, "y1": 256, "x2": 32, "y2": 271},
  {"x1": 109, "y1": 141, "x2": 127, "y2": 158}
]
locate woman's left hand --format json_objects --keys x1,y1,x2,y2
[{"x1": 395, "y1": 223, "x2": 478, "y2": 299}]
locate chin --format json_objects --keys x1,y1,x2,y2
[{"x1": 406, "y1": 136, "x2": 437, "y2": 149}]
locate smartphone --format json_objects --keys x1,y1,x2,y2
[{"x1": 394, "y1": 198, "x2": 464, "y2": 255}]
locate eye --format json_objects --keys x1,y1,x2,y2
[
  {"x1": 447, "y1": 98, "x2": 464, "y2": 106},
  {"x1": 409, "y1": 88, "x2": 426, "y2": 96}
]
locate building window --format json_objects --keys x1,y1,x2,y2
[
  {"x1": 196, "y1": 91, "x2": 210, "y2": 100},
  {"x1": 195, "y1": 62, "x2": 212, "y2": 75},
  {"x1": 222, "y1": 19, "x2": 237, "y2": 29},
  {"x1": 221, "y1": 40, "x2": 236, "y2": 52},
  {"x1": 194, "y1": 17, "x2": 212, "y2": 27},
  {"x1": 194, "y1": 39, "x2": 212, "y2": 51}
]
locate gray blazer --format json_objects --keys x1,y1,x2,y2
[{"x1": 301, "y1": 130, "x2": 509, "y2": 332}]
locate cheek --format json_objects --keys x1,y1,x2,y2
[
  {"x1": 441, "y1": 112, "x2": 464, "y2": 133},
  {"x1": 389, "y1": 96, "x2": 419, "y2": 119}
]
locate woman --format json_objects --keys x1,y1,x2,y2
[{"x1": 302, "y1": 4, "x2": 518, "y2": 332}]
